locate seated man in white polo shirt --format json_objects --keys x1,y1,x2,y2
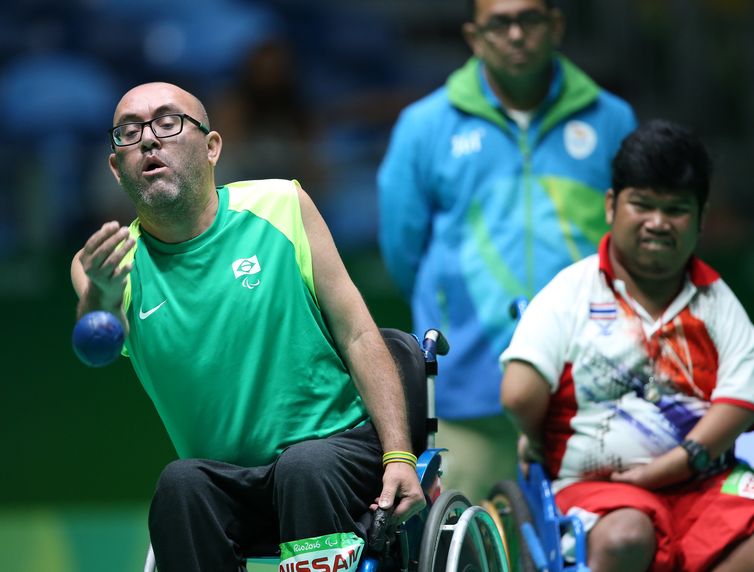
[{"x1": 500, "y1": 119, "x2": 754, "y2": 572}]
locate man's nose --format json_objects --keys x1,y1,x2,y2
[
  {"x1": 507, "y1": 22, "x2": 525, "y2": 41},
  {"x1": 140, "y1": 123, "x2": 161, "y2": 150},
  {"x1": 646, "y1": 210, "x2": 671, "y2": 230}
]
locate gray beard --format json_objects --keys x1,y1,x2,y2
[
  {"x1": 127, "y1": 177, "x2": 185, "y2": 212},
  {"x1": 119, "y1": 153, "x2": 205, "y2": 223}
]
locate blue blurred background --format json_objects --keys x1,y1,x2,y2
[{"x1": 1, "y1": 1, "x2": 753, "y2": 570}]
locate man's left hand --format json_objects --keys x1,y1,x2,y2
[
  {"x1": 610, "y1": 461, "x2": 682, "y2": 490},
  {"x1": 371, "y1": 462, "x2": 426, "y2": 524},
  {"x1": 609, "y1": 464, "x2": 655, "y2": 488}
]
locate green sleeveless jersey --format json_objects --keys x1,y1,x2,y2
[{"x1": 120, "y1": 180, "x2": 368, "y2": 466}]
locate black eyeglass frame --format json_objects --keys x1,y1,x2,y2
[
  {"x1": 474, "y1": 9, "x2": 551, "y2": 40},
  {"x1": 108, "y1": 113, "x2": 210, "y2": 148}
]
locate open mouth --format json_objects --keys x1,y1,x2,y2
[{"x1": 143, "y1": 157, "x2": 167, "y2": 175}]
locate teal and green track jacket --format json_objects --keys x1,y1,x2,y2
[{"x1": 377, "y1": 56, "x2": 637, "y2": 419}]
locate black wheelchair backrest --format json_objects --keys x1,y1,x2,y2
[{"x1": 380, "y1": 328, "x2": 428, "y2": 457}]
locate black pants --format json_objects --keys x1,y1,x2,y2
[{"x1": 149, "y1": 422, "x2": 384, "y2": 572}]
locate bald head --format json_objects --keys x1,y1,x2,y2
[
  {"x1": 107, "y1": 81, "x2": 223, "y2": 242},
  {"x1": 113, "y1": 82, "x2": 210, "y2": 128}
]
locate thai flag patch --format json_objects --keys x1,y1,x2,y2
[{"x1": 589, "y1": 302, "x2": 616, "y2": 334}]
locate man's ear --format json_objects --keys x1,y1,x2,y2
[
  {"x1": 549, "y1": 8, "x2": 566, "y2": 48},
  {"x1": 108, "y1": 153, "x2": 122, "y2": 186},
  {"x1": 698, "y1": 203, "x2": 708, "y2": 232},
  {"x1": 462, "y1": 22, "x2": 483, "y2": 58},
  {"x1": 207, "y1": 131, "x2": 222, "y2": 167},
  {"x1": 605, "y1": 188, "x2": 615, "y2": 225}
]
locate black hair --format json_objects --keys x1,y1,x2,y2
[
  {"x1": 466, "y1": 0, "x2": 555, "y2": 22},
  {"x1": 611, "y1": 119, "x2": 712, "y2": 210}
]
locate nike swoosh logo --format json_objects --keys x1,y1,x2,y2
[{"x1": 139, "y1": 300, "x2": 167, "y2": 320}]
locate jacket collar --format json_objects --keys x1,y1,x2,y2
[{"x1": 446, "y1": 54, "x2": 600, "y2": 137}]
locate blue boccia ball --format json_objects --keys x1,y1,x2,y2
[{"x1": 72, "y1": 311, "x2": 125, "y2": 367}]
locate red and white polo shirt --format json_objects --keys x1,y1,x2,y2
[{"x1": 501, "y1": 234, "x2": 754, "y2": 492}]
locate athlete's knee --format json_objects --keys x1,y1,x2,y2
[
  {"x1": 275, "y1": 441, "x2": 338, "y2": 494},
  {"x1": 589, "y1": 508, "x2": 655, "y2": 569},
  {"x1": 152, "y1": 459, "x2": 213, "y2": 507}
]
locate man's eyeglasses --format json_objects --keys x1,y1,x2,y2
[
  {"x1": 109, "y1": 113, "x2": 209, "y2": 148},
  {"x1": 476, "y1": 10, "x2": 550, "y2": 40}
]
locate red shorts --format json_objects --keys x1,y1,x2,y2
[{"x1": 555, "y1": 466, "x2": 754, "y2": 571}]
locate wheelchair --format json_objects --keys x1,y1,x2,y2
[
  {"x1": 485, "y1": 463, "x2": 589, "y2": 572},
  {"x1": 144, "y1": 328, "x2": 510, "y2": 572}
]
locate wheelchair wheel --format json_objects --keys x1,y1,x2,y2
[
  {"x1": 479, "y1": 499, "x2": 511, "y2": 570},
  {"x1": 488, "y1": 480, "x2": 537, "y2": 572},
  {"x1": 417, "y1": 489, "x2": 484, "y2": 572}
]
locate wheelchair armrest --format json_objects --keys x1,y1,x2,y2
[{"x1": 416, "y1": 448, "x2": 446, "y2": 494}]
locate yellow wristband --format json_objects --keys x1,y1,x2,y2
[{"x1": 382, "y1": 450, "x2": 418, "y2": 469}]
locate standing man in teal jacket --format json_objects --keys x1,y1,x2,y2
[{"x1": 378, "y1": 0, "x2": 637, "y2": 502}]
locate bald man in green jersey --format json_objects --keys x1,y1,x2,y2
[{"x1": 71, "y1": 82, "x2": 425, "y2": 572}]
